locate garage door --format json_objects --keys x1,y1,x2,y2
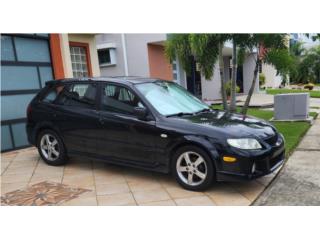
[{"x1": 1, "y1": 34, "x2": 54, "y2": 152}]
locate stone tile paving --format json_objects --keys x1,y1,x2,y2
[{"x1": 1, "y1": 147, "x2": 276, "y2": 206}]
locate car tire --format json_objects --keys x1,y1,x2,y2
[
  {"x1": 37, "y1": 129, "x2": 67, "y2": 166},
  {"x1": 172, "y1": 145, "x2": 215, "y2": 191}
]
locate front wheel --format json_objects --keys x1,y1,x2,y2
[
  {"x1": 172, "y1": 145, "x2": 215, "y2": 191},
  {"x1": 37, "y1": 129, "x2": 67, "y2": 166}
]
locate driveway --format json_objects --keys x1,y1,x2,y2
[
  {"x1": 1, "y1": 148, "x2": 278, "y2": 206},
  {"x1": 254, "y1": 115, "x2": 320, "y2": 205}
]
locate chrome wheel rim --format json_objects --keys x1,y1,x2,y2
[
  {"x1": 176, "y1": 151, "x2": 207, "y2": 186},
  {"x1": 40, "y1": 134, "x2": 60, "y2": 161}
]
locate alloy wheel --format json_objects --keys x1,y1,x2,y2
[
  {"x1": 176, "y1": 151, "x2": 207, "y2": 186},
  {"x1": 40, "y1": 134, "x2": 60, "y2": 161}
]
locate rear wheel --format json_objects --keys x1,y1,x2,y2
[
  {"x1": 172, "y1": 145, "x2": 215, "y2": 191},
  {"x1": 37, "y1": 129, "x2": 67, "y2": 166}
]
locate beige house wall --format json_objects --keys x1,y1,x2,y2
[{"x1": 59, "y1": 34, "x2": 100, "y2": 78}]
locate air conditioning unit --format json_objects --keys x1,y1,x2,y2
[{"x1": 274, "y1": 93, "x2": 309, "y2": 120}]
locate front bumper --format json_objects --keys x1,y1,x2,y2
[{"x1": 215, "y1": 134, "x2": 285, "y2": 182}]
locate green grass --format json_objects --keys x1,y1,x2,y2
[
  {"x1": 266, "y1": 88, "x2": 320, "y2": 98},
  {"x1": 272, "y1": 122, "x2": 310, "y2": 157},
  {"x1": 211, "y1": 105, "x2": 317, "y2": 158}
]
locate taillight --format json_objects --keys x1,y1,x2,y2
[{"x1": 27, "y1": 104, "x2": 32, "y2": 119}]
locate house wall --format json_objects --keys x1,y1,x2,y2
[
  {"x1": 147, "y1": 44, "x2": 173, "y2": 80},
  {"x1": 59, "y1": 34, "x2": 100, "y2": 78},
  {"x1": 243, "y1": 53, "x2": 259, "y2": 94},
  {"x1": 125, "y1": 34, "x2": 167, "y2": 77},
  {"x1": 96, "y1": 34, "x2": 168, "y2": 78},
  {"x1": 96, "y1": 34, "x2": 126, "y2": 76},
  {"x1": 262, "y1": 63, "x2": 282, "y2": 88},
  {"x1": 200, "y1": 64, "x2": 221, "y2": 101},
  {"x1": 67, "y1": 34, "x2": 100, "y2": 77},
  {"x1": 177, "y1": 58, "x2": 187, "y2": 88}
]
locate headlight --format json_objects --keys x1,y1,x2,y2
[{"x1": 227, "y1": 138, "x2": 262, "y2": 150}]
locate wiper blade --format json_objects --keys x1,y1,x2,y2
[
  {"x1": 195, "y1": 108, "x2": 211, "y2": 114},
  {"x1": 166, "y1": 112, "x2": 194, "y2": 117}
]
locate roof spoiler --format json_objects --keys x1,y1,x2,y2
[{"x1": 45, "y1": 78, "x2": 93, "y2": 86}]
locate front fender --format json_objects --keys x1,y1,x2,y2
[{"x1": 167, "y1": 135, "x2": 220, "y2": 170}]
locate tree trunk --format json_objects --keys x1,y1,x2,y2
[
  {"x1": 219, "y1": 43, "x2": 228, "y2": 111},
  {"x1": 230, "y1": 38, "x2": 237, "y2": 112},
  {"x1": 241, "y1": 57, "x2": 259, "y2": 115}
]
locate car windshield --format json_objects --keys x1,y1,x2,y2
[{"x1": 135, "y1": 81, "x2": 209, "y2": 116}]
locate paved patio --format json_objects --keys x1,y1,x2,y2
[{"x1": 1, "y1": 148, "x2": 279, "y2": 206}]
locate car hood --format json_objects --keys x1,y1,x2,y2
[{"x1": 174, "y1": 110, "x2": 276, "y2": 139}]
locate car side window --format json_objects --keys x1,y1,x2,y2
[
  {"x1": 42, "y1": 86, "x2": 65, "y2": 103},
  {"x1": 101, "y1": 84, "x2": 144, "y2": 115},
  {"x1": 56, "y1": 83, "x2": 97, "y2": 109},
  {"x1": 43, "y1": 90, "x2": 58, "y2": 103}
]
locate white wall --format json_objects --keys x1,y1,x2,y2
[
  {"x1": 243, "y1": 53, "x2": 259, "y2": 94},
  {"x1": 95, "y1": 34, "x2": 126, "y2": 76},
  {"x1": 262, "y1": 63, "x2": 282, "y2": 88},
  {"x1": 125, "y1": 34, "x2": 167, "y2": 77},
  {"x1": 96, "y1": 34, "x2": 167, "y2": 77},
  {"x1": 200, "y1": 63, "x2": 221, "y2": 100}
]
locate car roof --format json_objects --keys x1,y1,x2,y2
[{"x1": 45, "y1": 76, "x2": 166, "y2": 86}]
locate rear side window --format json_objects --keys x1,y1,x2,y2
[
  {"x1": 56, "y1": 83, "x2": 97, "y2": 109},
  {"x1": 42, "y1": 86, "x2": 64, "y2": 103},
  {"x1": 101, "y1": 84, "x2": 144, "y2": 115}
]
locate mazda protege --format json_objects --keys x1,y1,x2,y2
[{"x1": 26, "y1": 77, "x2": 285, "y2": 191}]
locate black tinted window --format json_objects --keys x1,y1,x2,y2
[
  {"x1": 57, "y1": 83, "x2": 97, "y2": 109},
  {"x1": 42, "y1": 86, "x2": 65, "y2": 103},
  {"x1": 101, "y1": 84, "x2": 144, "y2": 114},
  {"x1": 43, "y1": 90, "x2": 58, "y2": 103}
]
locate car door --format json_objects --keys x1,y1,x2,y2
[
  {"x1": 96, "y1": 83, "x2": 158, "y2": 167},
  {"x1": 52, "y1": 82, "x2": 100, "y2": 154}
]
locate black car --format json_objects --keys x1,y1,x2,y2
[{"x1": 26, "y1": 77, "x2": 285, "y2": 191}]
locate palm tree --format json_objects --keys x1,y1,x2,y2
[
  {"x1": 165, "y1": 34, "x2": 229, "y2": 111},
  {"x1": 299, "y1": 45, "x2": 320, "y2": 83},
  {"x1": 289, "y1": 41, "x2": 306, "y2": 83},
  {"x1": 241, "y1": 34, "x2": 292, "y2": 114}
]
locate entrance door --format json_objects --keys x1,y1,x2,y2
[
  {"x1": 236, "y1": 65, "x2": 244, "y2": 93},
  {"x1": 186, "y1": 57, "x2": 202, "y2": 98}
]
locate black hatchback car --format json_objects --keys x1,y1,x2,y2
[{"x1": 26, "y1": 77, "x2": 285, "y2": 191}]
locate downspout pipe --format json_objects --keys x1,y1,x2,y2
[{"x1": 121, "y1": 34, "x2": 129, "y2": 76}]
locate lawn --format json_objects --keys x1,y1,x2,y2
[
  {"x1": 266, "y1": 88, "x2": 320, "y2": 98},
  {"x1": 211, "y1": 105, "x2": 318, "y2": 158}
]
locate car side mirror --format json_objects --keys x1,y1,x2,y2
[{"x1": 133, "y1": 107, "x2": 148, "y2": 120}]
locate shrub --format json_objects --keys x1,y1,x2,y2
[
  {"x1": 259, "y1": 73, "x2": 266, "y2": 87},
  {"x1": 304, "y1": 83, "x2": 314, "y2": 90},
  {"x1": 225, "y1": 81, "x2": 240, "y2": 97}
]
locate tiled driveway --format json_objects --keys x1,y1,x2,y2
[{"x1": 1, "y1": 148, "x2": 277, "y2": 206}]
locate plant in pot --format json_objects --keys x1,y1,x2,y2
[
  {"x1": 225, "y1": 80, "x2": 240, "y2": 100},
  {"x1": 259, "y1": 73, "x2": 266, "y2": 90}
]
